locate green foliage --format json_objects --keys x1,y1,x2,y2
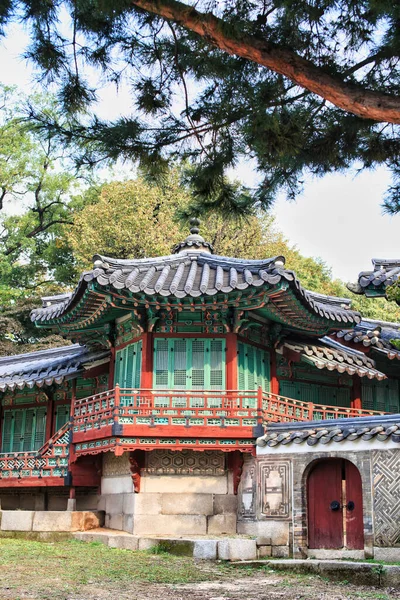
[
  {"x1": 68, "y1": 173, "x2": 400, "y2": 325},
  {"x1": 1, "y1": 1, "x2": 399, "y2": 211},
  {"x1": 0, "y1": 86, "x2": 93, "y2": 353}
]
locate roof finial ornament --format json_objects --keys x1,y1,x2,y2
[
  {"x1": 172, "y1": 216, "x2": 214, "y2": 254},
  {"x1": 190, "y1": 217, "x2": 200, "y2": 235}
]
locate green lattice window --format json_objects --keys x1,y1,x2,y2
[
  {"x1": 1, "y1": 407, "x2": 47, "y2": 453},
  {"x1": 361, "y1": 379, "x2": 399, "y2": 413},
  {"x1": 279, "y1": 380, "x2": 351, "y2": 407},
  {"x1": 54, "y1": 404, "x2": 70, "y2": 432},
  {"x1": 114, "y1": 340, "x2": 142, "y2": 405},
  {"x1": 238, "y1": 342, "x2": 270, "y2": 392},
  {"x1": 153, "y1": 338, "x2": 226, "y2": 392}
]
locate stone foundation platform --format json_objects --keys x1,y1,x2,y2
[{"x1": 0, "y1": 510, "x2": 104, "y2": 532}]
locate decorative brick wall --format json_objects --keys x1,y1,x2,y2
[{"x1": 373, "y1": 449, "x2": 400, "y2": 546}]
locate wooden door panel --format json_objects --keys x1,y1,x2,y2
[
  {"x1": 345, "y1": 461, "x2": 364, "y2": 550},
  {"x1": 308, "y1": 460, "x2": 343, "y2": 549}
]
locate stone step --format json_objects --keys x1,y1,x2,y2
[{"x1": 73, "y1": 528, "x2": 258, "y2": 560}]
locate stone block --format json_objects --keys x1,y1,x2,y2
[
  {"x1": 258, "y1": 545, "x2": 272, "y2": 558},
  {"x1": 33, "y1": 511, "x2": 72, "y2": 532},
  {"x1": 237, "y1": 520, "x2": 289, "y2": 546},
  {"x1": 67, "y1": 499, "x2": 77, "y2": 512},
  {"x1": 106, "y1": 494, "x2": 123, "y2": 516},
  {"x1": 194, "y1": 540, "x2": 218, "y2": 560},
  {"x1": 381, "y1": 566, "x2": 400, "y2": 587},
  {"x1": 123, "y1": 493, "x2": 135, "y2": 515},
  {"x1": 74, "y1": 532, "x2": 109, "y2": 545},
  {"x1": 1, "y1": 510, "x2": 34, "y2": 531},
  {"x1": 97, "y1": 496, "x2": 106, "y2": 511},
  {"x1": 213, "y1": 494, "x2": 237, "y2": 515},
  {"x1": 134, "y1": 514, "x2": 207, "y2": 536},
  {"x1": 138, "y1": 537, "x2": 161, "y2": 551},
  {"x1": 101, "y1": 476, "x2": 133, "y2": 495},
  {"x1": 217, "y1": 539, "x2": 257, "y2": 561},
  {"x1": 141, "y1": 475, "x2": 227, "y2": 495},
  {"x1": 123, "y1": 514, "x2": 134, "y2": 534},
  {"x1": 107, "y1": 534, "x2": 138, "y2": 550},
  {"x1": 272, "y1": 545, "x2": 289, "y2": 558},
  {"x1": 161, "y1": 493, "x2": 213, "y2": 516},
  {"x1": 318, "y1": 561, "x2": 380, "y2": 586},
  {"x1": 134, "y1": 494, "x2": 162, "y2": 515},
  {"x1": 256, "y1": 536, "x2": 272, "y2": 546},
  {"x1": 76, "y1": 512, "x2": 100, "y2": 531},
  {"x1": 374, "y1": 547, "x2": 400, "y2": 562},
  {"x1": 106, "y1": 513, "x2": 123, "y2": 531},
  {"x1": 107, "y1": 535, "x2": 126, "y2": 549},
  {"x1": 207, "y1": 514, "x2": 237, "y2": 535}
]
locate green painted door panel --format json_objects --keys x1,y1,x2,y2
[
  {"x1": 115, "y1": 340, "x2": 142, "y2": 405},
  {"x1": 238, "y1": 342, "x2": 270, "y2": 394},
  {"x1": 280, "y1": 380, "x2": 350, "y2": 408},
  {"x1": 1, "y1": 407, "x2": 47, "y2": 453},
  {"x1": 55, "y1": 404, "x2": 70, "y2": 432},
  {"x1": 361, "y1": 380, "x2": 399, "y2": 413},
  {"x1": 153, "y1": 338, "x2": 226, "y2": 397}
]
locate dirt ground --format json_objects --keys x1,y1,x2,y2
[
  {"x1": 1, "y1": 538, "x2": 399, "y2": 600},
  {"x1": 2, "y1": 568, "x2": 400, "y2": 600}
]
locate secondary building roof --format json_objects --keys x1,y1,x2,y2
[
  {"x1": 257, "y1": 413, "x2": 400, "y2": 448},
  {"x1": 332, "y1": 319, "x2": 400, "y2": 361},
  {"x1": 348, "y1": 259, "x2": 400, "y2": 298},
  {"x1": 0, "y1": 345, "x2": 110, "y2": 392}
]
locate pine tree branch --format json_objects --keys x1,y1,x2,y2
[{"x1": 131, "y1": 0, "x2": 400, "y2": 124}]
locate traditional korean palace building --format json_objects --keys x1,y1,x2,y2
[{"x1": 1, "y1": 222, "x2": 400, "y2": 558}]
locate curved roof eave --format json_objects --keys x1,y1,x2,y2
[{"x1": 30, "y1": 251, "x2": 361, "y2": 328}]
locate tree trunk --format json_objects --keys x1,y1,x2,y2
[{"x1": 131, "y1": 0, "x2": 400, "y2": 124}]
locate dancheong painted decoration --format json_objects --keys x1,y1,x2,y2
[{"x1": 1, "y1": 219, "x2": 400, "y2": 555}]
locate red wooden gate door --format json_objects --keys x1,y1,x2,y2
[{"x1": 307, "y1": 459, "x2": 364, "y2": 550}]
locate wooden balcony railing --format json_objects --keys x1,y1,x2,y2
[
  {"x1": 0, "y1": 422, "x2": 70, "y2": 485},
  {"x1": 262, "y1": 391, "x2": 386, "y2": 422},
  {"x1": 72, "y1": 384, "x2": 387, "y2": 438}
]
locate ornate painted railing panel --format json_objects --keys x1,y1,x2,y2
[
  {"x1": 262, "y1": 391, "x2": 386, "y2": 422},
  {"x1": 0, "y1": 422, "x2": 70, "y2": 485},
  {"x1": 72, "y1": 385, "x2": 386, "y2": 442}
]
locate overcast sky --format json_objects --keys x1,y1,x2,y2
[{"x1": 1, "y1": 21, "x2": 399, "y2": 284}]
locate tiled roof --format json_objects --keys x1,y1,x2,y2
[
  {"x1": 332, "y1": 319, "x2": 400, "y2": 360},
  {"x1": 31, "y1": 250, "x2": 361, "y2": 326},
  {"x1": 282, "y1": 337, "x2": 386, "y2": 380},
  {"x1": 256, "y1": 414, "x2": 400, "y2": 447},
  {"x1": 348, "y1": 259, "x2": 400, "y2": 297},
  {"x1": 0, "y1": 345, "x2": 110, "y2": 392}
]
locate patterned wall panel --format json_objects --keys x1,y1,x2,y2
[
  {"x1": 102, "y1": 452, "x2": 130, "y2": 477},
  {"x1": 144, "y1": 449, "x2": 226, "y2": 475},
  {"x1": 238, "y1": 454, "x2": 257, "y2": 519},
  {"x1": 373, "y1": 449, "x2": 400, "y2": 546},
  {"x1": 258, "y1": 459, "x2": 291, "y2": 519}
]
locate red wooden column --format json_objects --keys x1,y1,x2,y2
[
  {"x1": 225, "y1": 333, "x2": 238, "y2": 390},
  {"x1": 141, "y1": 332, "x2": 154, "y2": 389},
  {"x1": 270, "y1": 350, "x2": 279, "y2": 395},
  {"x1": 45, "y1": 391, "x2": 54, "y2": 440},
  {"x1": 351, "y1": 376, "x2": 362, "y2": 410}
]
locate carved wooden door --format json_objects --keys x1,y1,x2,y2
[{"x1": 307, "y1": 459, "x2": 364, "y2": 550}]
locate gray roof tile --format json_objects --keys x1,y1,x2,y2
[
  {"x1": 0, "y1": 345, "x2": 110, "y2": 392},
  {"x1": 31, "y1": 250, "x2": 361, "y2": 326}
]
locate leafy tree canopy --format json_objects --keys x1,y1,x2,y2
[
  {"x1": 1, "y1": 1, "x2": 400, "y2": 213},
  {"x1": 69, "y1": 174, "x2": 400, "y2": 326}
]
